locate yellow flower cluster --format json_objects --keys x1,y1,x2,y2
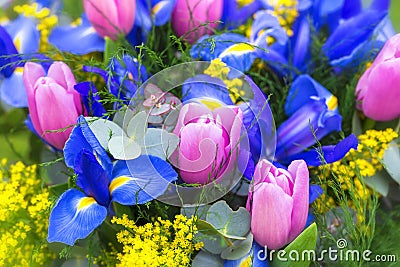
[
  {"x1": 0, "y1": 159, "x2": 55, "y2": 267},
  {"x1": 268, "y1": 0, "x2": 299, "y2": 37},
  {"x1": 204, "y1": 59, "x2": 245, "y2": 103},
  {"x1": 314, "y1": 129, "x2": 398, "y2": 220},
  {"x1": 109, "y1": 214, "x2": 203, "y2": 267},
  {"x1": 14, "y1": 3, "x2": 58, "y2": 51}
]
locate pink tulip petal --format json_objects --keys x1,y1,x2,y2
[
  {"x1": 47, "y1": 62, "x2": 77, "y2": 93},
  {"x1": 47, "y1": 62, "x2": 82, "y2": 114},
  {"x1": 361, "y1": 58, "x2": 400, "y2": 121},
  {"x1": 84, "y1": 0, "x2": 119, "y2": 39},
  {"x1": 23, "y1": 62, "x2": 45, "y2": 134},
  {"x1": 253, "y1": 159, "x2": 273, "y2": 184},
  {"x1": 35, "y1": 80, "x2": 79, "y2": 149},
  {"x1": 115, "y1": 0, "x2": 136, "y2": 35},
  {"x1": 251, "y1": 183, "x2": 293, "y2": 250},
  {"x1": 287, "y1": 160, "x2": 309, "y2": 242},
  {"x1": 172, "y1": 0, "x2": 223, "y2": 43},
  {"x1": 173, "y1": 103, "x2": 212, "y2": 135}
]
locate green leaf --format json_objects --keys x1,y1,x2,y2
[
  {"x1": 365, "y1": 170, "x2": 391, "y2": 197},
  {"x1": 271, "y1": 223, "x2": 318, "y2": 267},
  {"x1": 221, "y1": 232, "x2": 254, "y2": 260},
  {"x1": 104, "y1": 37, "x2": 119, "y2": 64},
  {"x1": 382, "y1": 140, "x2": 400, "y2": 185},
  {"x1": 197, "y1": 220, "x2": 228, "y2": 254},
  {"x1": 62, "y1": 0, "x2": 84, "y2": 20},
  {"x1": 206, "y1": 200, "x2": 251, "y2": 239},
  {"x1": 192, "y1": 251, "x2": 224, "y2": 267},
  {"x1": 49, "y1": 183, "x2": 69, "y2": 198}
]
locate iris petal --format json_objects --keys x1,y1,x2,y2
[
  {"x1": 47, "y1": 189, "x2": 107, "y2": 246},
  {"x1": 111, "y1": 155, "x2": 178, "y2": 205},
  {"x1": 0, "y1": 67, "x2": 27, "y2": 107},
  {"x1": 287, "y1": 134, "x2": 358, "y2": 166},
  {"x1": 49, "y1": 16, "x2": 104, "y2": 54},
  {"x1": 75, "y1": 150, "x2": 111, "y2": 207},
  {"x1": 63, "y1": 116, "x2": 112, "y2": 174},
  {"x1": 182, "y1": 74, "x2": 233, "y2": 105}
]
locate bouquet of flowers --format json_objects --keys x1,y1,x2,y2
[{"x1": 1, "y1": 0, "x2": 400, "y2": 266}]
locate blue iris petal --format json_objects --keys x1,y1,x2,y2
[
  {"x1": 322, "y1": 9, "x2": 387, "y2": 66},
  {"x1": 309, "y1": 184, "x2": 324, "y2": 203},
  {"x1": 4, "y1": 16, "x2": 39, "y2": 54},
  {"x1": 182, "y1": 74, "x2": 234, "y2": 105},
  {"x1": 0, "y1": 25, "x2": 19, "y2": 78},
  {"x1": 289, "y1": 134, "x2": 358, "y2": 166},
  {"x1": 285, "y1": 74, "x2": 337, "y2": 116},
  {"x1": 110, "y1": 155, "x2": 178, "y2": 205},
  {"x1": 74, "y1": 82, "x2": 106, "y2": 117},
  {"x1": 275, "y1": 99, "x2": 342, "y2": 163},
  {"x1": 47, "y1": 189, "x2": 107, "y2": 246},
  {"x1": 151, "y1": 0, "x2": 177, "y2": 26},
  {"x1": 0, "y1": 68, "x2": 27, "y2": 107},
  {"x1": 342, "y1": 0, "x2": 362, "y2": 19},
  {"x1": 224, "y1": 241, "x2": 269, "y2": 266},
  {"x1": 221, "y1": 0, "x2": 262, "y2": 30},
  {"x1": 64, "y1": 116, "x2": 113, "y2": 173},
  {"x1": 49, "y1": 16, "x2": 105, "y2": 54},
  {"x1": 75, "y1": 150, "x2": 111, "y2": 207},
  {"x1": 291, "y1": 17, "x2": 310, "y2": 70},
  {"x1": 191, "y1": 33, "x2": 249, "y2": 61}
]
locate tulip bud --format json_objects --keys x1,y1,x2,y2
[
  {"x1": 23, "y1": 62, "x2": 83, "y2": 150},
  {"x1": 83, "y1": 0, "x2": 136, "y2": 40},
  {"x1": 355, "y1": 33, "x2": 400, "y2": 121},
  {"x1": 171, "y1": 0, "x2": 223, "y2": 44},
  {"x1": 247, "y1": 159, "x2": 309, "y2": 249},
  {"x1": 172, "y1": 103, "x2": 242, "y2": 185}
]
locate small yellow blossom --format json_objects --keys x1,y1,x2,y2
[
  {"x1": 0, "y1": 159, "x2": 55, "y2": 266},
  {"x1": 314, "y1": 128, "x2": 398, "y2": 220},
  {"x1": 108, "y1": 214, "x2": 203, "y2": 267}
]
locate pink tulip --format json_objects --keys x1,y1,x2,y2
[
  {"x1": 171, "y1": 0, "x2": 223, "y2": 44},
  {"x1": 83, "y1": 0, "x2": 135, "y2": 40},
  {"x1": 356, "y1": 33, "x2": 400, "y2": 121},
  {"x1": 246, "y1": 159, "x2": 309, "y2": 249},
  {"x1": 172, "y1": 103, "x2": 242, "y2": 185},
  {"x1": 23, "y1": 62, "x2": 83, "y2": 150}
]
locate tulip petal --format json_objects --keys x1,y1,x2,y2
[
  {"x1": 23, "y1": 62, "x2": 46, "y2": 135},
  {"x1": 47, "y1": 61, "x2": 82, "y2": 113},
  {"x1": 110, "y1": 155, "x2": 178, "y2": 204},
  {"x1": 75, "y1": 150, "x2": 111, "y2": 207},
  {"x1": 0, "y1": 67, "x2": 27, "y2": 107},
  {"x1": 47, "y1": 189, "x2": 107, "y2": 246},
  {"x1": 35, "y1": 80, "x2": 79, "y2": 149},
  {"x1": 287, "y1": 160, "x2": 309, "y2": 242},
  {"x1": 251, "y1": 183, "x2": 293, "y2": 249},
  {"x1": 361, "y1": 59, "x2": 400, "y2": 121}
]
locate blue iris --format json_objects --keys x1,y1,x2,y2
[
  {"x1": 0, "y1": 16, "x2": 40, "y2": 107},
  {"x1": 48, "y1": 116, "x2": 178, "y2": 245}
]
